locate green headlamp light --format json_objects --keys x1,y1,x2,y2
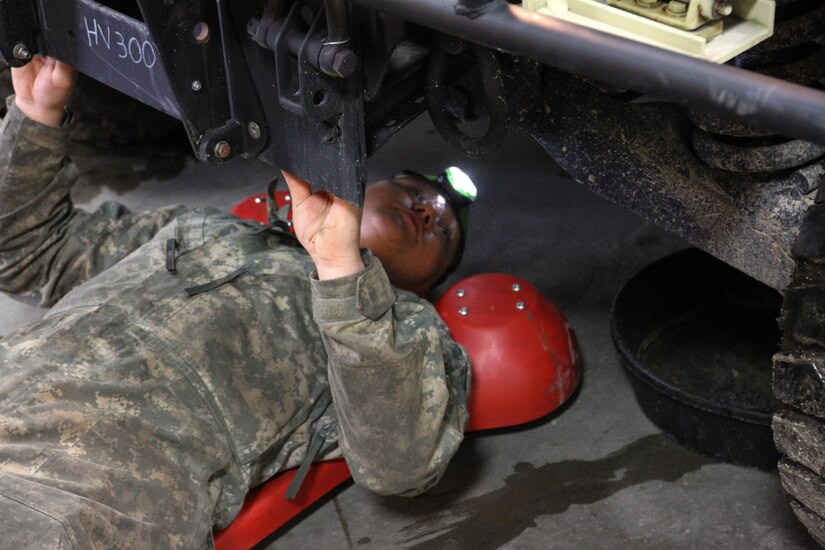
[{"x1": 432, "y1": 166, "x2": 477, "y2": 208}]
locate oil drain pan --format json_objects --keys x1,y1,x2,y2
[{"x1": 611, "y1": 249, "x2": 781, "y2": 470}]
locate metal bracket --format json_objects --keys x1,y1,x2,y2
[
  {"x1": 249, "y1": 1, "x2": 351, "y2": 120},
  {"x1": 34, "y1": 0, "x2": 267, "y2": 165},
  {"x1": 523, "y1": 0, "x2": 774, "y2": 63},
  {"x1": 134, "y1": 0, "x2": 268, "y2": 163}
]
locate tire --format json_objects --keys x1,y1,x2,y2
[{"x1": 774, "y1": 202, "x2": 825, "y2": 547}]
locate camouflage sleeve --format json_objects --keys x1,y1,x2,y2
[
  {"x1": 0, "y1": 98, "x2": 188, "y2": 307},
  {"x1": 312, "y1": 251, "x2": 471, "y2": 497}
]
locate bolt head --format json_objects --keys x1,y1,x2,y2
[
  {"x1": 191, "y1": 80, "x2": 203, "y2": 92},
  {"x1": 213, "y1": 140, "x2": 232, "y2": 159},
  {"x1": 248, "y1": 122, "x2": 261, "y2": 140},
  {"x1": 331, "y1": 50, "x2": 357, "y2": 78},
  {"x1": 12, "y1": 43, "x2": 32, "y2": 61}
]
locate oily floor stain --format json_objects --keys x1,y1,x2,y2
[{"x1": 398, "y1": 433, "x2": 718, "y2": 549}]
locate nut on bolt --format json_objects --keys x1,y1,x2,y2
[
  {"x1": 13, "y1": 43, "x2": 32, "y2": 61},
  {"x1": 213, "y1": 140, "x2": 232, "y2": 159},
  {"x1": 331, "y1": 49, "x2": 357, "y2": 78},
  {"x1": 666, "y1": 0, "x2": 688, "y2": 15}
]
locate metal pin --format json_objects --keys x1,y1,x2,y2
[
  {"x1": 516, "y1": 301, "x2": 526, "y2": 310},
  {"x1": 458, "y1": 306, "x2": 469, "y2": 316}
]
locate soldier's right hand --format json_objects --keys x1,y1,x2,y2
[{"x1": 11, "y1": 56, "x2": 76, "y2": 127}]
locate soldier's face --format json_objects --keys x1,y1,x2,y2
[{"x1": 361, "y1": 176, "x2": 461, "y2": 295}]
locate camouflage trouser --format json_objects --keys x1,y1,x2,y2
[{"x1": 0, "y1": 325, "x2": 236, "y2": 549}]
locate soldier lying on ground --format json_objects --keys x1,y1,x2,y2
[{"x1": 0, "y1": 57, "x2": 472, "y2": 548}]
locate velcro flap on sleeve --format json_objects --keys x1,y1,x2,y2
[
  {"x1": 312, "y1": 251, "x2": 395, "y2": 322},
  {"x1": 355, "y1": 258, "x2": 395, "y2": 320}
]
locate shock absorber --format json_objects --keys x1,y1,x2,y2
[{"x1": 689, "y1": 0, "x2": 825, "y2": 189}]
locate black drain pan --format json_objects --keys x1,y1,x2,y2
[{"x1": 611, "y1": 249, "x2": 782, "y2": 470}]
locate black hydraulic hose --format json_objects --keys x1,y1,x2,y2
[
  {"x1": 324, "y1": 0, "x2": 350, "y2": 44},
  {"x1": 349, "y1": 0, "x2": 825, "y2": 145}
]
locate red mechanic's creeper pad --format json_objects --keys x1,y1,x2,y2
[{"x1": 215, "y1": 196, "x2": 580, "y2": 550}]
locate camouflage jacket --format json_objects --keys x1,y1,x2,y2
[{"x1": 0, "y1": 100, "x2": 470, "y2": 529}]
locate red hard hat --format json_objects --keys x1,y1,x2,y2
[{"x1": 436, "y1": 273, "x2": 580, "y2": 431}]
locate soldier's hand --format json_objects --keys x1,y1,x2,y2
[
  {"x1": 282, "y1": 171, "x2": 365, "y2": 280},
  {"x1": 12, "y1": 56, "x2": 76, "y2": 127}
]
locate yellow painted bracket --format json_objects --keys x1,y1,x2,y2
[{"x1": 523, "y1": 0, "x2": 774, "y2": 63}]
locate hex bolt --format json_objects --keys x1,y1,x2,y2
[
  {"x1": 516, "y1": 301, "x2": 526, "y2": 310},
  {"x1": 666, "y1": 0, "x2": 688, "y2": 15},
  {"x1": 13, "y1": 43, "x2": 32, "y2": 61},
  {"x1": 191, "y1": 80, "x2": 203, "y2": 92},
  {"x1": 248, "y1": 122, "x2": 261, "y2": 140},
  {"x1": 213, "y1": 141, "x2": 232, "y2": 159},
  {"x1": 456, "y1": 289, "x2": 466, "y2": 297},
  {"x1": 458, "y1": 306, "x2": 469, "y2": 316},
  {"x1": 512, "y1": 284, "x2": 521, "y2": 292},
  {"x1": 331, "y1": 49, "x2": 358, "y2": 78},
  {"x1": 635, "y1": 0, "x2": 661, "y2": 7}
]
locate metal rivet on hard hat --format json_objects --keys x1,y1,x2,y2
[
  {"x1": 458, "y1": 306, "x2": 469, "y2": 315},
  {"x1": 516, "y1": 301, "x2": 526, "y2": 310},
  {"x1": 254, "y1": 197, "x2": 264, "y2": 204},
  {"x1": 512, "y1": 284, "x2": 521, "y2": 292},
  {"x1": 456, "y1": 289, "x2": 466, "y2": 297}
]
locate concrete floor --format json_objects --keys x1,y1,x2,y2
[{"x1": 0, "y1": 113, "x2": 817, "y2": 549}]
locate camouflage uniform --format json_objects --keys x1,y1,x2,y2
[{"x1": 0, "y1": 99, "x2": 470, "y2": 549}]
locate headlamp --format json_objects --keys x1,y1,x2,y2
[{"x1": 434, "y1": 166, "x2": 477, "y2": 208}]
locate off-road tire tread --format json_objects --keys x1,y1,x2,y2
[{"x1": 775, "y1": 203, "x2": 825, "y2": 547}]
